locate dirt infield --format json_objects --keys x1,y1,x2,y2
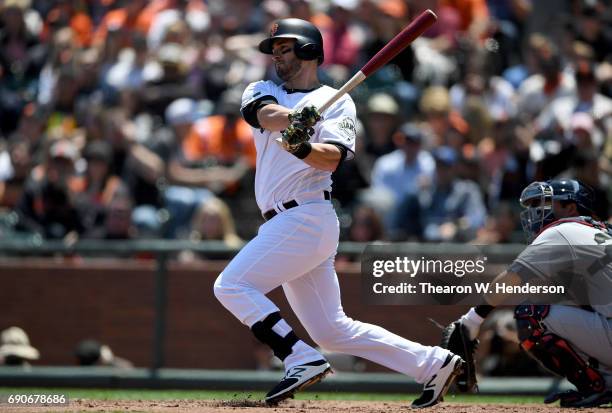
[{"x1": 6, "y1": 399, "x2": 605, "y2": 412}]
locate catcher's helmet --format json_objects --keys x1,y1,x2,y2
[
  {"x1": 258, "y1": 18, "x2": 324, "y2": 65},
  {"x1": 519, "y1": 179, "x2": 596, "y2": 242}
]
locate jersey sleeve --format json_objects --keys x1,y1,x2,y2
[
  {"x1": 317, "y1": 97, "x2": 357, "y2": 160},
  {"x1": 508, "y1": 227, "x2": 574, "y2": 282},
  {"x1": 241, "y1": 81, "x2": 279, "y2": 128}
]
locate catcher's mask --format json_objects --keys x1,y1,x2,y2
[
  {"x1": 258, "y1": 18, "x2": 324, "y2": 65},
  {"x1": 519, "y1": 181, "x2": 555, "y2": 243},
  {"x1": 519, "y1": 179, "x2": 596, "y2": 242}
]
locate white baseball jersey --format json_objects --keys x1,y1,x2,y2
[
  {"x1": 241, "y1": 81, "x2": 357, "y2": 213},
  {"x1": 510, "y1": 220, "x2": 612, "y2": 318}
]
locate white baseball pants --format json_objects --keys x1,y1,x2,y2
[{"x1": 214, "y1": 200, "x2": 449, "y2": 383}]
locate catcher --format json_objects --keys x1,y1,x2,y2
[{"x1": 441, "y1": 179, "x2": 612, "y2": 408}]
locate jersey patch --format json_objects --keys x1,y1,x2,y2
[{"x1": 336, "y1": 116, "x2": 356, "y2": 142}]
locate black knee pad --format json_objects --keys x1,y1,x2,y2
[
  {"x1": 251, "y1": 312, "x2": 299, "y2": 361},
  {"x1": 514, "y1": 305, "x2": 605, "y2": 393}
]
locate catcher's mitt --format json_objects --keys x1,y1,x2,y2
[{"x1": 440, "y1": 321, "x2": 479, "y2": 393}]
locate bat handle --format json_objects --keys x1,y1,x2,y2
[{"x1": 318, "y1": 71, "x2": 367, "y2": 114}]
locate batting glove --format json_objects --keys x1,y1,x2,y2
[{"x1": 288, "y1": 105, "x2": 321, "y2": 129}]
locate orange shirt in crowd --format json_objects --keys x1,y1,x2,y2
[
  {"x1": 92, "y1": 7, "x2": 152, "y2": 46},
  {"x1": 183, "y1": 116, "x2": 256, "y2": 167},
  {"x1": 43, "y1": 7, "x2": 94, "y2": 47},
  {"x1": 439, "y1": 0, "x2": 489, "y2": 31}
]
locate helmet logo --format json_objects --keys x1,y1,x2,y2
[{"x1": 270, "y1": 23, "x2": 279, "y2": 36}]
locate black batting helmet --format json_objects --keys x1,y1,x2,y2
[{"x1": 258, "y1": 18, "x2": 324, "y2": 65}]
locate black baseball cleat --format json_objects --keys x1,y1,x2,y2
[
  {"x1": 265, "y1": 359, "x2": 332, "y2": 405},
  {"x1": 544, "y1": 390, "x2": 584, "y2": 406},
  {"x1": 411, "y1": 354, "x2": 465, "y2": 409},
  {"x1": 568, "y1": 390, "x2": 612, "y2": 408},
  {"x1": 549, "y1": 390, "x2": 612, "y2": 408}
]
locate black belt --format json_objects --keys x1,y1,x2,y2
[{"x1": 263, "y1": 191, "x2": 331, "y2": 221}]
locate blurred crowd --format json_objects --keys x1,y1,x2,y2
[
  {"x1": 0, "y1": 325, "x2": 133, "y2": 369},
  {"x1": 0, "y1": 0, "x2": 610, "y2": 250}
]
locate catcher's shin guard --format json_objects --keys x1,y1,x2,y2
[{"x1": 514, "y1": 305, "x2": 605, "y2": 394}]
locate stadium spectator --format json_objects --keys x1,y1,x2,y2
[
  {"x1": 449, "y1": 50, "x2": 517, "y2": 125},
  {"x1": 188, "y1": 197, "x2": 242, "y2": 246},
  {"x1": 85, "y1": 190, "x2": 137, "y2": 240},
  {"x1": 537, "y1": 61, "x2": 612, "y2": 138},
  {"x1": 0, "y1": 326, "x2": 40, "y2": 367},
  {"x1": 391, "y1": 146, "x2": 487, "y2": 241},
  {"x1": 0, "y1": 137, "x2": 32, "y2": 210},
  {"x1": 572, "y1": 3, "x2": 612, "y2": 63},
  {"x1": 147, "y1": 0, "x2": 209, "y2": 51},
  {"x1": 176, "y1": 89, "x2": 255, "y2": 193},
  {"x1": 92, "y1": 0, "x2": 149, "y2": 49},
  {"x1": 473, "y1": 201, "x2": 521, "y2": 244},
  {"x1": 75, "y1": 339, "x2": 133, "y2": 369},
  {"x1": 516, "y1": 36, "x2": 576, "y2": 121},
  {"x1": 360, "y1": 0, "x2": 414, "y2": 81},
  {"x1": 14, "y1": 139, "x2": 84, "y2": 239},
  {"x1": 439, "y1": 0, "x2": 489, "y2": 35},
  {"x1": 124, "y1": 97, "x2": 205, "y2": 237},
  {"x1": 72, "y1": 140, "x2": 124, "y2": 235},
  {"x1": 347, "y1": 205, "x2": 385, "y2": 242},
  {"x1": 179, "y1": 197, "x2": 243, "y2": 262},
  {"x1": 138, "y1": 42, "x2": 198, "y2": 117},
  {"x1": 371, "y1": 122, "x2": 435, "y2": 205},
  {"x1": 0, "y1": 0, "x2": 46, "y2": 134},
  {"x1": 420, "y1": 85, "x2": 469, "y2": 151},
  {"x1": 362, "y1": 93, "x2": 402, "y2": 158},
  {"x1": 37, "y1": 27, "x2": 77, "y2": 107},
  {"x1": 42, "y1": 0, "x2": 94, "y2": 47},
  {"x1": 320, "y1": 0, "x2": 363, "y2": 70}
]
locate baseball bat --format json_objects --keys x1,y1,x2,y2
[{"x1": 318, "y1": 9, "x2": 437, "y2": 113}]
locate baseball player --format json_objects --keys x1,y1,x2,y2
[
  {"x1": 441, "y1": 179, "x2": 612, "y2": 408},
  {"x1": 213, "y1": 18, "x2": 464, "y2": 407}
]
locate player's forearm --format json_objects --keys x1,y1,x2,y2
[
  {"x1": 257, "y1": 104, "x2": 292, "y2": 131},
  {"x1": 128, "y1": 144, "x2": 165, "y2": 183},
  {"x1": 302, "y1": 143, "x2": 341, "y2": 172},
  {"x1": 484, "y1": 270, "x2": 522, "y2": 306}
]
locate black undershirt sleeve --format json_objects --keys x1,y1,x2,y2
[
  {"x1": 241, "y1": 95, "x2": 278, "y2": 128},
  {"x1": 326, "y1": 142, "x2": 349, "y2": 171}
]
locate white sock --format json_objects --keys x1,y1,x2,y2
[
  {"x1": 265, "y1": 317, "x2": 324, "y2": 372},
  {"x1": 460, "y1": 307, "x2": 485, "y2": 341},
  {"x1": 283, "y1": 340, "x2": 323, "y2": 372}
]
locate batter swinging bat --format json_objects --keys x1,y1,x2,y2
[{"x1": 318, "y1": 9, "x2": 438, "y2": 114}]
